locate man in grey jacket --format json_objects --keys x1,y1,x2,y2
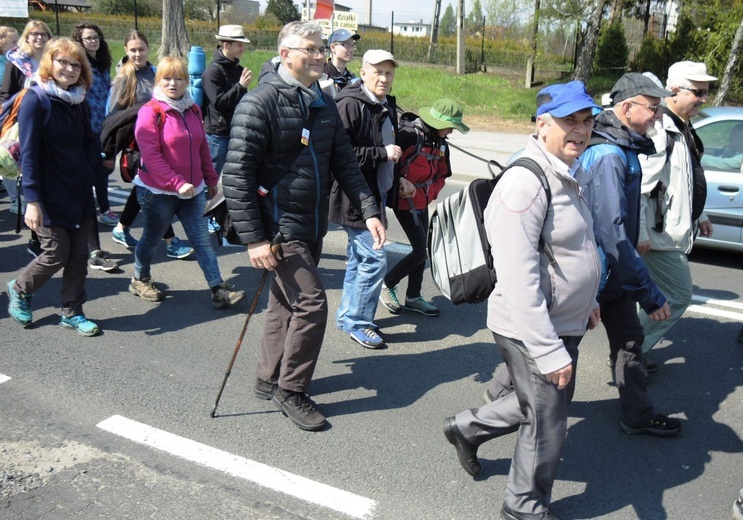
[
  {"x1": 443, "y1": 81, "x2": 602, "y2": 520},
  {"x1": 637, "y1": 61, "x2": 715, "y2": 361}
]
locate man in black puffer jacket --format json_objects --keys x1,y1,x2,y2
[
  {"x1": 329, "y1": 49, "x2": 400, "y2": 350},
  {"x1": 222, "y1": 21, "x2": 385, "y2": 432}
]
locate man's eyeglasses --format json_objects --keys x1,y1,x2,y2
[
  {"x1": 628, "y1": 100, "x2": 662, "y2": 114},
  {"x1": 54, "y1": 58, "x2": 82, "y2": 71},
  {"x1": 338, "y1": 42, "x2": 356, "y2": 49},
  {"x1": 288, "y1": 47, "x2": 329, "y2": 57},
  {"x1": 82, "y1": 36, "x2": 100, "y2": 42},
  {"x1": 678, "y1": 86, "x2": 709, "y2": 98},
  {"x1": 29, "y1": 32, "x2": 49, "y2": 39}
]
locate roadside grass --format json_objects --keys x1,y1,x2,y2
[{"x1": 106, "y1": 43, "x2": 617, "y2": 127}]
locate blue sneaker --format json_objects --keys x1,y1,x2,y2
[
  {"x1": 165, "y1": 237, "x2": 193, "y2": 259},
  {"x1": 60, "y1": 314, "x2": 100, "y2": 337},
  {"x1": 349, "y1": 327, "x2": 385, "y2": 349},
  {"x1": 112, "y1": 228, "x2": 138, "y2": 248},
  {"x1": 7, "y1": 279, "x2": 32, "y2": 327},
  {"x1": 207, "y1": 217, "x2": 221, "y2": 234}
]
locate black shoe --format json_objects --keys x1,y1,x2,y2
[
  {"x1": 620, "y1": 413, "x2": 681, "y2": 437},
  {"x1": 272, "y1": 388, "x2": 327, "y2": 431},
  {"x1": 501, "y1": 503, "x2": 562, "y2": 520},
  {"x1": 254, "y1": 378, "x2": 278, "y2": 400},
  {"x1": 642, "y1": 355, "x2": 658, "y2": 373},
  {"x1": 443, "y1": 417, "x2": 480, "y2": 477}
]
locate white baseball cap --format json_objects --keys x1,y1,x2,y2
[
  {"x1": 667, "y1": 61, "x2": 717, "y2": 82},
  {"x1": 362, "y1": 49, "x2": 398, "y2": 67}
]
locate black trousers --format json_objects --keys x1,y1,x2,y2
[{"x1": 384, "y1": 208, "x2": 428, "y2": 298}]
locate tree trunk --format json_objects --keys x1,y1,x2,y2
[
  {"x1": 713, "y1": 17, "x2": 743, "y2": 107},
  {"x1": 643, "y1": 0, "x2": 651, "y2": 35},
  {"x1": 526, "y1": 0, "x2": 540, "y2": 88},
  {"x1": 573, "y1": 0, "x2": 609, "y2": 84},
  {"x1": 160, "y1": 0, "x2": 190, "y2": 59}
]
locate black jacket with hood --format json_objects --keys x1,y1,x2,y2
[
  {"x1": 328, "y1": 80, "x2": 398, "y2": 228},
  {"x1": 201, "y1": 47, "x2": 247, "y2": 136},
  {"x1": 222, "y1": 61, "x2": 380, "y2": 245}
]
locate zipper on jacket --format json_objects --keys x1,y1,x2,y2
[{"x1": 180, "y1": 109, "x2": 195, "y2": 184}]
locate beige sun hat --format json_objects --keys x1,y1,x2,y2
[{"x1": 215, "y1": 25, "x2": 250, "y2": 43}]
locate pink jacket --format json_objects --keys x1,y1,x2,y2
[{"x1": 134, "y1": 100, "x2": 218, "y2": 193}]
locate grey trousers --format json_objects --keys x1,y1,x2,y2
[
  {"x1": 257, "y1": 240, "x2": 328, "y2": 394},
  {"x1": 16, "y1": 218, "x2": 93, "y2": 318},
  {"x1": 456, "y1": 333, "x2": 581, "y2": 515}
]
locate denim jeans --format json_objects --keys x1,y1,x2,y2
[
  {"x1": 336, "y1": 225, "x2": 387, "y2": 332},
  {"x1": 134, "y1": 187, "x2": 223, "y2": 288},
  {"x1": 207, "y1": 134, "x2": 229, "y2": 176}
]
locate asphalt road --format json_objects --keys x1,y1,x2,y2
[{"x1": 1, "y1": 162, "x2": 742, "y2": 519}]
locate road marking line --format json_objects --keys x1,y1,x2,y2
[
  {"x1": 97, "y1": 415, "x2": 376, "y2": 519},
  {"x1": 691, "y1": 295, "x2": 743, "y2": 311},
  {"x1": 687, "y1": 304, "x2": 743, "y2": 321},
  {"x1": 0, "y1": 374, "x2": 10, "y2": 384}
]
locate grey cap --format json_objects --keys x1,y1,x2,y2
[{"x1": 611, "y1": 72, "x2": 674, "y2": 104}]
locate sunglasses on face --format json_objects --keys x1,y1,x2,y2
[
  {"x1": 678, "y1": 86, "x2": 709, "y2": 98},
  {"x1": 629, "y1": 100, "x2": 662, "y2": 114}
]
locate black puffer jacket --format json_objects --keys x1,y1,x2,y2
[
  {"x1": 328, "y1": 81, "x2": 398, "y2": 228},
  {"x1": 222, "y1": 65, "x2": 380, "y2": 245},
  {"x1": 201, "y1": 48, "x2": 247, "y2": 136}
]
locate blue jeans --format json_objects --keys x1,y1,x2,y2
[
  {"x1": 337, "y1": 225, "x2": 387, "y2": 332},
  {"x1": 134, "y1": 187, "x2": 223, "y2": 288},
  {"x1": 207, "y1": 134, "x2": 229, "y2": 176}
]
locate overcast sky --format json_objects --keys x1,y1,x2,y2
[{"x1": 257, "y1": 0, "x2": 445, "y2": 28}]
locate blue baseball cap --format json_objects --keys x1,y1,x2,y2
[
  {"x1": 328, "y1": 29, "x2": 360, "y2": 45},
  {"x1": 535, "y1": 81, "x2": 602, "y2": 118}
]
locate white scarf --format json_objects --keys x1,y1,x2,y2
[
  {"x1": 152, "y1": 85, "x2": 194, "y2": 113},
  {"x1": 35, "y1": 74, "x2": 86, "y2": 105}
]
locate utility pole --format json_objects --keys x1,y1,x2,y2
[
  {"x1": 427, "y1": 0, "x2": 441, "y2": 63},
  {"x1": 456, "y1": 0, "x2": 465, "y2": 74}
]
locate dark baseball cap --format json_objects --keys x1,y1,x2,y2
[
  {"x1": 611, "y1": 72, "x2": 674, "y2": 104},
  {"x1": 328, "y1": 29, "x2": 360, "y2": 45}
]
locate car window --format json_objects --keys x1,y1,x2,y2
[{"x1": 698, "y1": 120, "x2": 743, "y2": 173}]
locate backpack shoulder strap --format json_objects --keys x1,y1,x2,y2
[
  {"x1": 507, "y1": 157, "x2": 551, "y2": 207},
  {"x1": 503, "y1": 157, "x2": 556, "y2": 266},
  {"x1": 29, "y1": 85, "x2": 51, "y2": 126}
]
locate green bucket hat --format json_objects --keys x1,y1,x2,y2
[{"x1": 419, "y1": 99, "x2": 470, "y2": 134}]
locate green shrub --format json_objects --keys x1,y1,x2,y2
[{"x1": 594, "y1": 21, "x2": 628, "y2": 77}]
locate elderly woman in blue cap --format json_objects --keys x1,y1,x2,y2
[{"x1": 379, "y1": 98, "x2": 469, "y2": 318}]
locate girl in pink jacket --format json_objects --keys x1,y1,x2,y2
[{"x1": 129, "y1": 56, "x2": 244, "y2": 309}]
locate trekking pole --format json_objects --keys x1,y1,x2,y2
[{"x1": 210, "y1": 233, "x2": 284, "y2": 418}]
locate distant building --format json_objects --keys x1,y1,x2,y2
[
  {"x1": 31, "y1": 0, "x2": 91, "y2": 12},
  {"x1": 392, "y1": 19, "x2": 431, "y2": 38},
  {"x1": 220, "y1": 0, "x2": 260, "y2": 24}
]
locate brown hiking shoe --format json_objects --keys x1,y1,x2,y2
[
  {"x1": 212, "y1": 282, "x2": 245, "y2": 309},
  {"x1": 272, "y1": 388, "x2": 327, "y2": 431},
  {"x1": 129, "y1": 276, "x2": 164, "y2": 302},
  {"x1": 254, "y1": 378, "x2": 278, "y2": 400}
]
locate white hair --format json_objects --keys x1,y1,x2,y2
[
  {"x1": 666, "y1": 77, "x2": 694, "y2": 90},
  {"x1": 277, "y1": 21, "x2": 323, "y2": 53}
]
